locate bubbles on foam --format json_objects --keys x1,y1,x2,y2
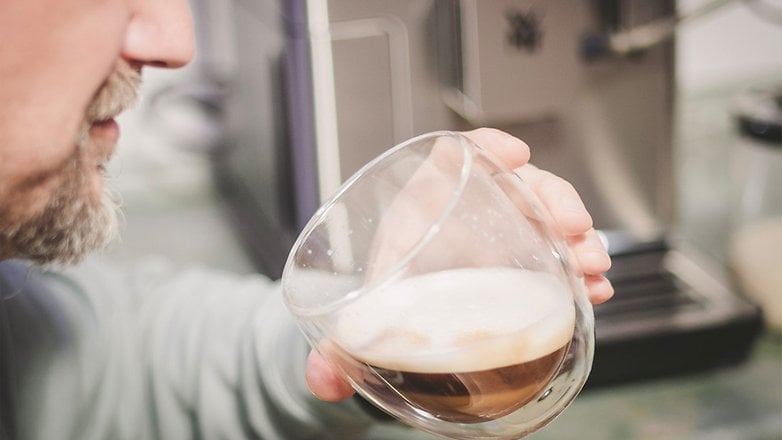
[{"x1": 334, "y1": 267, "x2": 575, "y2": 373}]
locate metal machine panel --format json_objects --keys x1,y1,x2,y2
[
  {"x1": 318, "y1": 0, "x2": 675, "y2": 239},
  {"x1": 208, "y1": 0, "x2": 761, "y2": 385}
]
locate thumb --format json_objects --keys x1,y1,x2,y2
[{"x1": 305, "y1": 350, "x2": 355, "y2": 402}]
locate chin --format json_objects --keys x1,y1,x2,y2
[
  {"x1": 87, "y1": 170, "x2": 107, "y2": 207},
  {"x1": 0, "y1": 147, "x2": 121, "y2": 266}
]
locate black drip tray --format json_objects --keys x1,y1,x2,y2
[
  {"x1": 594, "y1": 239, "x2": 699, "y2": 320},
  {"x1": 587, "y1": 235, "x2": 763, "y2": 388},
  {"x1": 595, "y1": 272, "x2": 697, "y2": 319}
]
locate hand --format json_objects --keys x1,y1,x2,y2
[{"x1": 304, "y1": 128, "x2": 613, "y2": 402}]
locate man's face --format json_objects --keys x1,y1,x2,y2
[{"x1": 0, "y1": 0, "x2": 193, "y2": 265}]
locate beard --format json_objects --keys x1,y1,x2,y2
[
  {"x1": 4, "y1": 149, "x2": 122, "y2": 266},
  {"x1": 0, "y1": 61, "x2": 141, "y2": 266}
]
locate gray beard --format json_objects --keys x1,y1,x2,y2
[
  {"x1": 0, "y1": 61, "x2": 139, "y2": 266},
  {"x1": 0, "y1": 134, "x2": 121, "y2": 266}
]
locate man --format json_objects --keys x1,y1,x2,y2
[{"x1": 0, "y1": 0, "x2": 613, "y2": 438}]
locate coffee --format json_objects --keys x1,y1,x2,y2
[{"x1": 332, "y1": 267, "x2": 575, "y2": 423}]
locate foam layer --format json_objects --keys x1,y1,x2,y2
[{"x1": 333, "y1": 267, "x2": 575, "y2": 373}]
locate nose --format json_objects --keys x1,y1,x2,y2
[{"x1": 122, "y1": 0, "x2": 195, "y2": 69}]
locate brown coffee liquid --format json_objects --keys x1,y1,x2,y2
[
  {"x1": 332, "y1": 267, "x2": 576, "y2": 423},
  {"x1": 361, "y1": 343, "x2": 568, "y2": 423}
]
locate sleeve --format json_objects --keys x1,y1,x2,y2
[
  {"x1": 122, "y1": 257, "x2": 382, "y2": 439},
  {"x1": 3, "y1": 257, "x2": 436, "y2": 440}
]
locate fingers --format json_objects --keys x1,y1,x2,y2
[
  {"x1": 568, "y1": 228, "x2": 611, "y2": 275},
  {"x1": 515, "y1": 164, "x2": 614, "y2": 304},
  {"x1": 515, "y1": 165, "x2": 593, "y2": 236},
  {"x1": 585, "y1": 275, "x2": 614, "y2": 305},
  {"x1": 305, "y1": 350, "x2": 355, "y2": 402},
  {"x1": 570, "y1": 229, "x2": 614, "y2": 304},
  {"x1": 461, "y1": 128, "x2": 531, "y2": 170}
]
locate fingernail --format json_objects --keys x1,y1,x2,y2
[
  {"x1": 582, "y1": 249, "x2": 612, "y2": 272},
  {"x1": 561, "y1": 195, "x2": 587, "y2": 215}
]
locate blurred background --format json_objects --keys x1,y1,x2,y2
[{"x1": 105, "y1": 0, "x2": 782, "y2": 438}]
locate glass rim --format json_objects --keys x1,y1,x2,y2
[{"x1": 282, "y1": 131, "x2": 503, "y2": 315}]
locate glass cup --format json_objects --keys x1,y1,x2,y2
[{"x1": 282, "y1": 131, "x2": 594, "y2": 439}]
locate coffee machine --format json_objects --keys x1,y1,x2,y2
[{"x1": 203, "y1": 0, "x2": 762, "y2": 386}]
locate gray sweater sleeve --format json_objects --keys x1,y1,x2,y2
[{"x1": 0, "y1": 258, "x2": 434, "y2": 440}]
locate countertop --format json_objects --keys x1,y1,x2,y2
[{"x1": 534, "y1": 332, "x2": 782, "y2": 440}]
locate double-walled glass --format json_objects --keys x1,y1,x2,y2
[{"x1": 282, "y1": 132, "x2": 594, "y2": 439}]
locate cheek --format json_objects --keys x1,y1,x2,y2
[{"x1": 0, "y1": 1, "x2": 129, "y2": 191}]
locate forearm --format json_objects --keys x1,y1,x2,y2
[
  {"x1": 126, "y1": 258, "x2": 378, "y2": 439},
  {"x1": 2, "y1": 257, "x2": 424, "y2": 439}
]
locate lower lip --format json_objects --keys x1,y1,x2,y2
[{"x1": 90, "y1": 119, "x2": 120, "y2": 142}]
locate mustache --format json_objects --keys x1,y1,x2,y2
[{"x1": 84, "y1": 61, "x2": 142, "y2": 123}]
